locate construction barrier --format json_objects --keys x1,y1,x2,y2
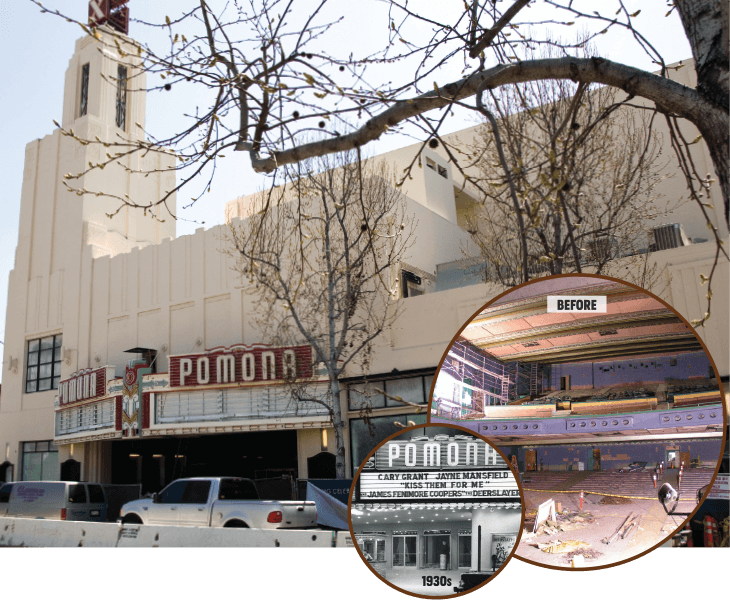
[
  {"x1": 335, "y1": 530, "x2": 355, "y2": 547},
  {"x1": 0, "y1": 517, "x2": 353, "y2": 548}
]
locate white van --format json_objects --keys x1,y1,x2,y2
[{"x1": 0, "y1": 481, "x2": 107, "y2": 521}]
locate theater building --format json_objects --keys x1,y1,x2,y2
[
  {"x1": 0, "y1": 23, "x2": 727, "y2": 493},
  {"x1": 351, "y1": 426, "x2": 521, "y2": 591},
  {"x1": 0, "y1": 25, "x2": 470, "y2": 489}
]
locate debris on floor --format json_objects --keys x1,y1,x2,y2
[
  {"x1": 534, "y1": 540, "x2": 592, "y2": 554},
  {"x1": 525, "y1": 510, "x2": 595, "y2": 536},
  {"x1": 564, "y1": 548, "x2": 604, "y2": 563},
  {"x1": 599, "y1": 495, "x2": 633, "y2": 505},
  {"x1": 602, "y1": 512, "x2": 641, "y2": 544}
]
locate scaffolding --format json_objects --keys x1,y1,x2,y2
[{"x1": 434, "y1": 341, "x2": 513, "y2": 418}]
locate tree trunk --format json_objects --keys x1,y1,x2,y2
[
  {"x1": 330, "y1": 377, "x2": 347, "y2": 479},
  {"x1": 675, "y1": 0, "x2": 729, "y2": 226}
]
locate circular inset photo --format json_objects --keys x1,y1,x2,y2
[
  {"x1": 348, "y1": 423, "x2": 524, "y2": 598},
  {"x1": 429, "y1": 274, "x2": 727, "y2": 568}
]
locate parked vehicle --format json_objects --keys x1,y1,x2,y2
[
  {"x1": 0, "y1": 481, "x2": 107, "y2": 521},
  {"x1": 119, "y1": 477, "x2": 317, "y2": 529}
]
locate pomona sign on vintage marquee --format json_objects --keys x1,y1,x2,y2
[
  {"x1": 359, "y1": 436, "x2": 519, "y2": 502},
  {"x1": 169, "y1": 344, "x2": 313, "y2": 387}
]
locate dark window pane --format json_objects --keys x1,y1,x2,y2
[
  {"x1": 116, "y1": 65, "x2": 127, "y2": 129},
  {"x1": 386, "y1": 378, "x2": 426, "y2": 407},
  {"x1": 218, "y1": 479, "x2": 259, "y2": 500},
  {"x1": 159, "y1": 481, "x2": 186, "y2": 503},
  {"x1": 40, "y1": 364, "x2": 52, "y2": 378},
  {"x1": 27, "y1": 366, "x2": 38, "y2": 381},
  {"x1": 28, "y1": 352, "x2": 39, "y2": 366},
  {"x1": 41, "y1": 451, "x2": 59, "y2": 480},
  {"x1": 36, "y1": 441, "x2": 49, "y2": 452},
  {"x1": 69, "y1": 484, "x2": 87, "y2": 503},
  {"x1": 23, "y1": 442, "x2": 36, "y2": 452},
  {"x1": 39, "y1": 378, "x2": 52, "y2": 391},
  {"x1": 40, "y1": 349, "x2": 53, "y2": 364},
  {"x1": 80, "y1": 63, "x2": 90, "y2": 117},
  {"x1": 54, "y1": 347, "x2": 62, "y2": 361},
  {"x1": 87, "y1": 485, "x2": 105, "y2": 503},
  {"x1": 40, "y1": 337, "x2": 54, "y2": 350},
  {"x1": 53, "y1": 376, "x2": 61, "y2": 389},
  {"x1": 181, "y1": 481, "x2": 211, "y2": 504},
  {"x1": 23, "y1": 453, "x2": 42, "y2": 481},
  {"x1": 28, "y1": 339, "x2": 40, "y2": 353},
  {"x1": 0, "y1": 484, "x2": 12, "y2": 503},
  {"x1": 424, "y1": 375, "x2": 434, "y2": 400},
  {"x1": 26, "y1": 380, "x2": 38, "y2": 393},
  {"x1": 349, "y1": 413, "x2": 428, "y2": 469},
  {"x1": 348, "y1": 383, "x2": 385, "y2": 411},
  {"x1": 54, "y1": 335, "x2": 63, "y2": 348}
]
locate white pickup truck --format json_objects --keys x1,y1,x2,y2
[{"x1": 119, "y1": 477, "x2": 317, "y2": 529}]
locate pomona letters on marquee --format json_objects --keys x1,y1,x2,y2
[
  {"x1": 374, "y1": 436, "x2": 506, "y2": 470},
  {"x1": 57, "y1": 366, "x2": 111, "y2": 405},
  {"x1": 169, "y1": 344, "x2": 313, "y2": 388}
]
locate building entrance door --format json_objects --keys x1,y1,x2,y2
[
  {"x1": 593, "y1": 449, "x2": 601, "y2": 471},
  {"x1": 392, "y1": 535, "x2": 417, "y2": 567},
  {"x1": 525, "y1": 450, "x2": 537, "y2": 471},
  {"x1": 422, "y1": 533, "x2": 451, "y2": 569}
]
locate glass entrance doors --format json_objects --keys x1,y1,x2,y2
[
  {"x1": 392, "y1": 535, "x2": 417, "y2": 567},
  {"x1": 422, "y1": 534, "x2": 451, "y2": 570},
  {"x1": 458, "y1": 534, "x2": 471, "y2": 568}
]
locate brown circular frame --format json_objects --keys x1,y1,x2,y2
[
  {"x1": 425, "y1": 273, "x2": 728, "y2": 571},
  {"x1": 347, "y1": 422, "x2": 527, "y2": 599}
]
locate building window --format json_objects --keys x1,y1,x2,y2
[
  {"x1": 79, "y1": 63, "x2": 90, "y2": 117},
  {"x1": 401, "y1": 269, "x2": 423, "y2": 298},
  {"x1": 26, "y1": 335, "x2": 62, "y2": 393},
  {"x1": 116, "y1": 64, "x2": 128, "y2": 130},
  {"x1": 349, "y1": 414, "x2": 428, "y2": 470},
  {"x1": 348, "y1": 375, "x2": 432, "y2": 411},
  {"x1": 21, "y1": 441, "x2": 59, "y2": 481}
]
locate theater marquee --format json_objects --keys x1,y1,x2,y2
[
  {"x1": 357, "y1": 435, "x2": 519, "y2": 504},
  {"x1": 359, "y1": 470, "x2": 519, "y2": 501},
  {"x1": 169, "y1": 344, "x2": 313, "y2": 387}
]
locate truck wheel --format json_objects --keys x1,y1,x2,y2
[
  {"x1": 224, "y1": 520, "x2": 249, "y2": 528},
  {"x1": 122, "y1": 514, "x2": 143, "y2": 525}
]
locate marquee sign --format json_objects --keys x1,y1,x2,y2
[
  {"x1": 373, "y1": 436, "x2": 506, "y2": 470},
  {"x1": 358, "y1": 470, "x2": 519, "y2": 501},
  {"x1": 57, "y1": 367, "x2": 112, "y2": 405},
  {"x1": 169, "y1": 344, "x2": 313, "y2": 388},
  {"x1": 117, "y1": 361, "x2": 151, "y2": 437}
]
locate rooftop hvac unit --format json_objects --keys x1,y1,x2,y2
[{"x1": 651, "y1": 223, "x2": 690, "y2": 251}]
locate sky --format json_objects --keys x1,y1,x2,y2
[{"x1": 0, "y1": 0, "x2": 693, "y2": 381}]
